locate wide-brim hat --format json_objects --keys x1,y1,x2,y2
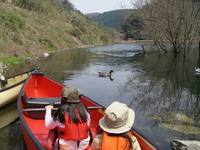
[
  {"x1": 99, "y1": 101, "x2": 135, "y2": 134},
  {"x1": 61, "y1": 86, "x2": 80, "y2": 103}
]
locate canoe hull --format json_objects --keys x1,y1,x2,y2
[
  {"x1": 0, "y1": 83, "x2": 23, "y2": 107},
  {"x1": 0, "y1": 70, "x2": 31, "y2": 108},
  {"x1": 21, "y1": 124, "x2": 39, "y2": 150},
  {"x1": 18, "y1": 73, "x2": 157, "y2": 150}
]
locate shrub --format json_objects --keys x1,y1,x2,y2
[
  {"x1": 13, "y1": 0, "x2": 53, "y2": 14},
  {"x1": 0, "y1": 56, "x2": 24, "y2": 67},
  {"x1": 70, "y1": 28, "x2": 82, "y2": 39},
  {"x1": 38, "y1": 38, "x2": 57, "y2": 52},
  {"x1": 0, "y1": 9, "x2": 25, "y2": 31}
]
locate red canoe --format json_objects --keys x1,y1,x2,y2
[{"x1": 17, "y1": 71, "x2": 157, "y2": 150}]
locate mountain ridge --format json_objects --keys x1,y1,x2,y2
[{"x1": 87, "y1": 9, "x2": 134, "y2": 30}]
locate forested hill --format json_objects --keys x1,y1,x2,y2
[
  {"x1": 87, "y1": 9, "x2": 134, "y2": 30},
  {"x1": 0, "y1": 0, "x2": 115, "y2": 60}
]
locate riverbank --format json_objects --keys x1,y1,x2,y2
[
  {"x1": 116, "y1": 39, "x2": 154, "y2": 44},
  {"x1": 0, "y1": 0, "x2": 116, "y2": 71},
  {"x1": 0, "y1": 42, "x2": 109, "y2": 75}
]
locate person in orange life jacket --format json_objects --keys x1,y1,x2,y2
[
  {"x1": 91, "y1": 101, "x2": 141, "y2": 150},
  {"x1": 45, "y1": 86, "x2": 91, "y2": 150}
]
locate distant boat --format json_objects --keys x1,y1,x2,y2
[{"x1": 0, "y1": 68, "x2": 37, "y2": 108}]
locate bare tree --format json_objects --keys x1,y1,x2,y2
[
  {"x1": 133, "y1": 0, "x2": 200, "y2": 55},
  {"x1": 194, "y1": 1, "x2": 200, "y2": 56}
]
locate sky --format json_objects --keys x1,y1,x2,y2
[{"x1": 69, "y1": 0, "x2": 133, "y2": 14}]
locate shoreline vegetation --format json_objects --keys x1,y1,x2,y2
[{"x1": 0, "y1": 0, "x2": 117, "y2": 72}]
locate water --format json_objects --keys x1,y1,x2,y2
[
  {"x1": 1, "y1": 43, "x2": 200, "y2": 149},
  {"x1": 0, "y1": 102, "x2": 25, "y2": 150}
]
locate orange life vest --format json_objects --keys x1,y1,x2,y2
[
  {"x1": 101, "y1": 132, "x2": 132, "y2": 150},
  {"x1": 58, "y1": 112, "x2": 89, "y2": 141}
]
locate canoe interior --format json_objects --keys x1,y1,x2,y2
[
  {"x1": 24, "y1": 75, "x2": 62, "y2": 98},
  {"x1": 20, "y1": 74, "x2": 156, "y2": 150}
]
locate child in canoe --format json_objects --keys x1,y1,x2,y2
[
  {"x1": 45, "y1": 86, "x2": 91, "y2": 150},
  {"x1": 91, "y1": 101, "x2": 141, "y2": 150}
]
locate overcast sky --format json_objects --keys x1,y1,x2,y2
[{"x1": 69, "y1": 0, "x2": 133, "y2": 14}]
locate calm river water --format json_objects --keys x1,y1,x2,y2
[{"x1": 1, "y1": 43, "x2": 200, "y2": 150}]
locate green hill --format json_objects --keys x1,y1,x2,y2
[
  {"x1": 87, "y1": 9, "x2": 134, "y2": 30},
  {"x1": 0, "y1": 0, "x2": 115, "y2": 66},
  {"x1": 87, "y1": 13, "x2": 101, "y2": 18}
]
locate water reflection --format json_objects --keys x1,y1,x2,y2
[
  {"x1": 134, "y1": 52, "x2": 200, "y2": 124},
  {"x1": 0, "y1": 120, "x2": 25, "y2": 150},
  {"x1": 124, "y1": 51, "x2": 200, "y2": 148},
  {"x1": 0, "y1": 102, "x2": 25, "y2": 150},
  {"x1": 37, "y1": 48, "x2": 94, "y2": 82},
  {"x1": 0, "y1": 102, "x2": 18, "y2": 129}
]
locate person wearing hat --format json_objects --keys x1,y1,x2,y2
[
  {"x1": 91, "y1": 101, "x2": 141, "y2": 150},
  {"x1": 45, "y1": 86, "x2": 91, "y2": 150}
]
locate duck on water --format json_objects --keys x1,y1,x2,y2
[{"x1": 98, "y1": 70, "x2": 113, "y2": 77}]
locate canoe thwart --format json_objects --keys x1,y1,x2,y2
[{"x1": 22, "y1": 106, "x2": 103, "y2": 112}]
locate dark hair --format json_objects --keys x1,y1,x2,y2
[
  {"x1": 61, "y1": 97, "x2": 68, "y2": 104},
  {"x1": 108, "y1": 132, "x2": 133, "y2": 150},
  {"x1": 53, "y1": 102, "x2": 88, "y2": 124}
]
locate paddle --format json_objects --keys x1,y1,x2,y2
[{"x1": 22, "y1": 106, "x2": 103, "y2": 112}]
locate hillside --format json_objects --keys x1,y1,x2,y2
[
  {"x1": 87, "y1": 13, "x2": 101, "y2": 18},
  {"x1": 0, "y1": 0, "x2": 115, "y2": 67},
  {"x1": 87, "y1": 9, "x2": 134, "y2": 30}
]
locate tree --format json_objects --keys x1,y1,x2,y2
[
  {"x1": 134, "y1": 0, "x2": 200, "y2": 55},
  {"x1": 121, "y1": 13, "x2": 143, "y2": 40},
  {"x1": 194, "y1": 1, "x2": 200, "y2": 56}
]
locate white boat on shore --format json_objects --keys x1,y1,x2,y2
[{"x1": 0, "y1": 68, "x2": 37, "y2": 108}]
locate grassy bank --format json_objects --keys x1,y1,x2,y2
[{"x1": 0, "y1": 0, "x2": 116, "y2": 69}]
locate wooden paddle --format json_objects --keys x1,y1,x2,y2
[{"x1": 22, "y1": 106, "x2": 103, "y2": 112}]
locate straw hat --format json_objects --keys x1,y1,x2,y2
[
  {"x1": 99, "y1": 101, "x2": 135, "y2": 134},
  {"x1": 61, "y1": 86, "x2": 80, "y2": 103}
]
